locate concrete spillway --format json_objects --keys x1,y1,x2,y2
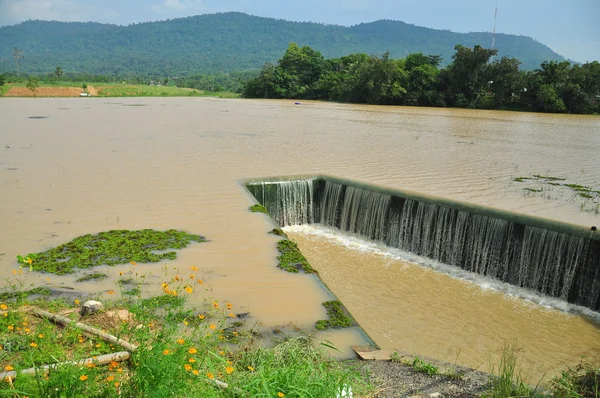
[{"x1": 246, "y1": 175, "x2": 600, "y2": 311}]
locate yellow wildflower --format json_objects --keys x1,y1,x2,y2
[
  {"x1": 278, "y1": 393, "x2": 285, "y2": 397},
  {"x1": 226, "y1": 366, "x2": 234, "y2": 374},
  {"x1": 107, "y1": 375, "x2": 115, "y2": 382},
  {"x1": 247, "y1": 366, "x2": 254, "y2": 371},
  {"x1": 0, "y1": 304, "x2": 7, "y2": 310},
  {"x1": 188, "y1": 348, "x2": 197, "y2": 354},
  {"x1": 79, "y1": 375, "x2": 88, "y2": 381},
  {"x1": 163, "y1": 349, "x2": 170, "y2": 355},
  {"x1": 177, "y1": 339, "x2": 185, "y2": 345},
  {"x1": 192, "y1": 369, "x2": 199, "y2": 375},
  {"x1": 197, "y1": 279, "x2": 204, "y2": 284},
  {"x1": 5, "y1": 366, "x2": 14, "y2": 371},
  {"x1": 74, "y1": 299, "x2": 80, "y2": 306},
  {"x1": 206, "y1": 372, "x2": 214, "y2": 379},
  {"x1": 209, "y1": 324, "x2": 216, "y2": 330},
  {"x1": 38, "y1": 334, "x2": 44, "y2": 339},
  {"x1": 198, "y1": 314, "x2": 205, "y2": 320},
  {"x1": 191, "y1": 266, "x2": 198, "y2": 271},
  {"x1": 185, "y1": 286, "x2": 193, "y2": 293},
  {"x1": 188, "y1": 358, "x2": 196, "y2": 363},
  {"x1": 184, "y1": 364, "x2": 192, "y2": 371},
  {"x1": 30, "y1": 342, "x2": 38, "y2": 347}
]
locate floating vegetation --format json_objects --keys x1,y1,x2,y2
[
  {"x1": 512, "y1": 174, "x2": 599, "y2": 214},
  {"x1": 16, "y1": 229, "x2": 206, "y2": 275},
  {"x1": 249, "y1": 204, "x2": 268, "y2": 214},
  {"x1": 270, "y1": 228, "x2": 287, "y2": 237},
  {"x1": 0, "y1": 287, "x2": 51, "y2": 301},
  {"x1": 75, "y1": 273, "x2": 108, "y2": 282},
  {"x1": 315, "y1": 300, "x2": 356, "y2": 330},
  {"x1": 276, "y1": 239, "x2": 317, "y2": 274}
]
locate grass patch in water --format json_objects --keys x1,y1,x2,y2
[
  {"x1": 532, "y1": 175, "x2": 567, "y2": 181},
  {"x1": 270, "y1": 228, "x2": 288, "y2": 237},
  {"x1": 315, "y1": 300, "x2": 356, "y2": 330},
  {"x1": 514, "y1": 177, "x2": 530, "y2": 182},
  {"x1": 276, "y1": 239, "x2": 317, "y2": 274},
  {"x1": 16, "y1": 229, "x2": 205, "y2": 275},
  {"x1": 249, "y1": 204, "x2": 268, "y2": 214},
  {"x1": 0, "y1": 287, "x2": 51, "y2": 301},
  {"x1": 76, "y1": 273, "x2": 108, "y2": 282},
  {"x1": 524, "y1": 188, "x2": 543, "y2": 193}
]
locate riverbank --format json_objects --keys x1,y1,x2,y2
[{"x1": 0, "y1": 82, "x2": 240, "y2": 98}]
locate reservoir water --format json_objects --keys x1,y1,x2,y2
[{"x1": 1, "y1": 98, "x2": 599, "y2": 380}]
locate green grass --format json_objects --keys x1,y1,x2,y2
[
  {"x1": 315, "y1": 300, "x2": 356, "y2": 330},
  {"x1": 0, "y1": 275, "x2": 373, "y2": 398},
  {"x1": 551, "y1": 361, "x2": 600, "y2": 398},
  {"x1": 249, "y1": 204, "x2": 268, "y2": 214},
  {"x1": 483, "y1": 343, "x2": 545, "y2": 398},
  {"x1": 76, "y1": 273, "x2": 109, "y2": 282},
  {"x1": 411, "y1": 357, "x2": 439, "y2": 375},
  {"x1": 276, "y1": 239, "x2": 317, "y2": 274},
  {"x1": 270, "y1": 228, "x2": 288, "y2": 237},
  {"x1": 16, "y1": 229, "x2": 206, "y2": 274}
]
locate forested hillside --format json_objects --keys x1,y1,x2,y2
[{"x1": 0, "y1": 12, "x2": 565, "y2": 76}]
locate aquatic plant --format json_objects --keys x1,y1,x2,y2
[
  {"x1": 249, "y1": 204, "x2": 268, "y2": 214},
  {"x1": 315, "y1": 300, "x2": 355, "y2": 330},
  {"x1": 76, "y1": 273, "x2": 109, "y2": 282},
  {"x1": 16, "y1": 229, "x2": 206, "y2": 275},
  {"x1": 276, "y1": 239, "x2": 317, "y2": 274}
]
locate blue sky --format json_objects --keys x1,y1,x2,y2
[{"x1": 0, "y1": 0, "x2": 598, "y2": 62}]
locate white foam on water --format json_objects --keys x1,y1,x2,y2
[{"x1": 283, "y1": 224, "x2": 600, "y2": 323}]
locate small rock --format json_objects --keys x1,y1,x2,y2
[
  {"x1": 80, "y1": 300, "x2": 104, "y2": 316},
  {"x1": 106, "y1": 309, "x2": 134, "y2": 323},
  {"x1": 429, "y1": 393, "x2": 441, "y2": 398}
]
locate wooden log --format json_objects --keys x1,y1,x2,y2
[
  {"x1": 30, "y1": 308, "x2": 138, "y2": 352},
  {"x1": 0, "y1": 351, "x2": 131, "y2": 381}
]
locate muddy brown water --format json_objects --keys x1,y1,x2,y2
[{"x1": 1, "y1": 98, "x2": 599, "y2": 380}]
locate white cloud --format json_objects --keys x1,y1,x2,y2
[{"x1": 0, "y1": 0, "x2": 120, "y2": 26}]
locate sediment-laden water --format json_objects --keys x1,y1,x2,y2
[{"x1": 1, "y1": 98, "x2": 599, "y2": 379}]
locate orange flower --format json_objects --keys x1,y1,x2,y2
[
  {"x1": 278, "y1": 393, "x2": 285, "y2": 398},
  {"x1": 38, "y1": 334, "x2": 44, "y2": 338},
  {"x1": 0, "y1": 304, "x2": 8, "y2": 310},
  {"x1": 108, "y1": 361, "x2": 118, "y2": 370},
  {"x1": 212, "y1": 301, "x2": 219, "y2": 309},
  {"x1": 228, "y1": 313, "x2": 235, "y2": 318},
  {"x1": 85, "y1": 363, "x2": 95, "y2": 369},
  {"x1": 184, "y1": 286, "x2": 193, "y2": 294},
  {"x1": 226, "y1": 302, "x2": 232, "y2": 309},
  {"x1": 209, "y1": 324, "x2": 216, "y2": 330},
  {"x1": 192, "y1": 369, "x2": 199, "y2": 375},
  {"x1": 74, "y1": 299, "x2": 80, "y2": 306},
  {"x1": 197, "y1": 279, "x2": 204, "y2": 284},
  {"x1": 247, "y1": 366, "x2": 254, "y2": 371},
  {"x1": 95, "y1": 343, "x2": 102, "y2": 348},
  {"x1": 189, "y1": 275, "x2": 195, "y2": 279},
  {"x1": 188, "y1": 348, "x2": 197, "y2": 354},
  {"x1": 191, "y1": 266, "x2": 198, "y2": 271},
  {"x1": 163, "y1": 349, "x2": 170, "y2": 355},
  {"x1": 219, "y1": 351, "x2": 225, "y2": 356},
  {"x1": 115, "y1": 382, "x2": 120, "y2": 388},
  {"x1": 226, "y1": 366, "x2": 234, "y2": 374},
  {"x1": 130, "y1": 261, "x2": 137, "y2": 266},
  {"x1": 107, "y1": 375, "x2": 115, "y2": 382},
  {"x1": 177, "y1": 339, "x2": 185, "y2": 345},
  {"x1": 184, "y1": 364, "x2": 192, "y2": 371},
  {"x1": 30, "y1": 342, "x2": 38, "y2": 347},
  {"x1": 4, "y1": 366, "x2": 14, "y2": 371},
  {"x1": 79, "y1": 375, "x2": 88, "y2": 381},
  {"x1": 161, "y1": 282, "x2": 168, "y2": 288},
  {"x1": 206, "y1": 372, "x2": 214, "y2": 379},
  {"x1": 7, "y1": 326, "x2": 14, "y2": 331},
  {"x1": 25, "y1": 328, "x2": 31, "y2": 333},
  {"x1": 188, "y1": 358, "x2": 196, "y2": 363},
  {"x1": 107, "y1": 290, "x2": 115, "y2": 295},
  {"x1": 198, "y1": 314, "x2": 205, "y2": 320}
]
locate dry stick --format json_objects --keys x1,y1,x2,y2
[
  {"x1": 0, "y1": 351, "x2": 131, "y2": 381},
  {"x1": 29, "y1": 308, "x2": 138, "y2": 352}
]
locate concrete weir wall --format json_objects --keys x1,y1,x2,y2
[{"x1": 245, "y1": 175, "x2": 600, "y2": 312}]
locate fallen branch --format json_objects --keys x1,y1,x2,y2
[
  {"x1": 29, "y1": 307, "x2": 138, "y2": 352},
  {"x1": 0, "y1": 351, "x2": 131, "y2": 381}
]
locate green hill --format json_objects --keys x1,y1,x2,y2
[{"x1": 0, "y1": 12, "x2": 565, "y2": 76}]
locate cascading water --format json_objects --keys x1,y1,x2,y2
[{"x1": 246, "y1": 177, "x2": 600, "y2": 311}]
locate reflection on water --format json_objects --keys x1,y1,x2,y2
[{"x1": 1, "y1": 98, "x2": 599, "y2": 379}]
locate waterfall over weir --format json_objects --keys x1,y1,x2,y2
[{"x1": 246, "y1": 176, "x2": 600, "y2": 312}]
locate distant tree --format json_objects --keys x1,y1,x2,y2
[
  {"x1": 0, "y1": 74, "x2": 5, "y2": 86},
  {"x1": 82, "y1": 83, "x2": 87, "y2": 89},
  {"x1": 26, "y1": 76, "x2": 39, "y2": 97},
  {"x1": 55, "y1": 66, "x2": 63, "y2": 81},
  {"x1": 13, "y1": 48, "x2": 24, "y2": 76}
]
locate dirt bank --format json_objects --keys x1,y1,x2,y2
[{"x1": 5, "y1": 87, "x2": 84, "y2": 97}]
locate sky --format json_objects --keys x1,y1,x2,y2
[{"x1": 0, "y1": 0, "x2": 598, "y2": 62}]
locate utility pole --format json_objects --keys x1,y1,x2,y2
[
  {"x1": 490, "y1": 0, "x2": 498, "y2": 62},
  {"x1": 13, "y1": 48, "x2": 24, "y2": 76}
]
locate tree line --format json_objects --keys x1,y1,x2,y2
[{"x1": 243, "y1": 43, "x2": 600, "y2": 114}]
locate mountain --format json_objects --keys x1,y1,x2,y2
[{"x1": 0, "y1": 12, "x2": 566, "y2": 76}]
